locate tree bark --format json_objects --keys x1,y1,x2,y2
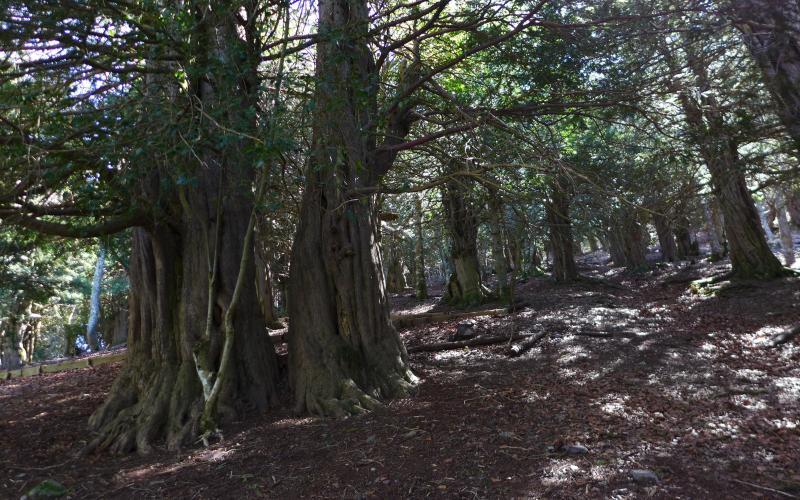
[
  {"x1": 286, "y1": 0, "x2": 416, "y2": 417},
  {"x1": 546, "y1": 177, "x2": 579, "y2": 281}
]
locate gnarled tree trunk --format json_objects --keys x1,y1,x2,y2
[
  {"x1": 88, "y1": 3, "x2": 280, "y2": 453},
  {"x1": 89, "y1": 185, "x2": 280, "y2": 454},
  {"x1": 286, "y1": 0, "x2": 416, "y2": 417}
]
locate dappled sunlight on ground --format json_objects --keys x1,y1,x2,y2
[{"x1": 1, "y1": 258, "x2": 799, "y2": 498}]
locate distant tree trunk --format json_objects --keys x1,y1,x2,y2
[
  {"x1": 608, "y1": 211, "x2": 648, "y2": 270},
  {"x1": 676, "y1": 42, "x2": 786, "y2": 279},
  {"x1": 286, "y1": 0, "x2": 417, "y2": 417},
  {"x1": 674, "y1": 216, "x2": 699, "y2": 260},
  {"x1": 385, "y1": 234, "x2": 409, "y2": 293},
  {"x1": 442, "y1": 178, "x2": 487, "y2": 304},
  {"x1": 775, "y1": 191, "x2": 796, "y2": 266},
  {"x1": 546, "y1": 177, "x2": 579, "y2": 282},
  {"x1": 653, "y1": 212, "x2": 678, "y2": 262},
  {"x1": 704, "y1": 201, "x2": 727, "y2": 258},
  {"x1": 487, "y1": 189, "x2": 509, "y2": 297},
  {"x1": 255, "y1": 219, "x2": 281, "y2": 330},
  {"x1": 111, "y1": 307, "x2": 128, "y2": 346},
  {"x1": 733, "y1": 0, "x2": 800, "y2": 154},
  {"x1": 587, "y1": 235, "x2": 599, "y2": 253},
  {"x1": 413, "y1": 195, "x2": 428, "y2": 300},
  {"x1": 527, "y1": 241, "x2": 543, "y2": 275},
  {"x1": 757, "y1": 200, "x2": 779, "y2": 247},
  {"x1": 86, "y1": 244, "x2": 106, "y2": 351}
]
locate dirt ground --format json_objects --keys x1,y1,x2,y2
[{"x1": 2, "y1": 256, "x2": 799, "y2": 499}]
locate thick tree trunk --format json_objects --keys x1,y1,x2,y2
[
  {"x1": 546, "y1": 178, "x2": 578, "y2": 281},
  {"x1": 442, "y1": 178, "x2": 488, "y2": 305},
  {"x1": 286, "y1": 0, "x2": 416, "y2": 417},
  {"x1": 653, "y1": 212, "x2": 678, "y2": 262},
  {"x1": 413, "y1": 195, "x2": 428, "y2": 299},
  {"x1": 733, "y1": 0, "x2": 800, "y2": 154},
  {"x1": 89, "y1": 214, "x2": 279, "y2": 454}
]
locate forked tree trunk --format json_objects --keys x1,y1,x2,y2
[
  {"x1": 546, "y1": 177, "x2": 578, "y2": 281},
  {"x1": 413, "y1": 195, "x2": 428, "y2": 300},
  {"x1": 286, "y1": 0, "x2": 416, "y2": 417},
  {"x1": 442, "y1": 178, "x2": 488, "y2": 305},
  {"x1": 653, "y1": 212, "x2": 678, "y2": 262}
]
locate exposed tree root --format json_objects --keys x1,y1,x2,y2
[
  {"x1": 298, "y1": 369, "x2": 417, "y2": 418},
  {"x1": 85, "y1": 363, "x2": 201, "y2": 455}
]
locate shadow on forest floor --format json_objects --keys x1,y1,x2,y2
[{"x1": 1, "y1": 256, "x2": 799, "y2": 499}]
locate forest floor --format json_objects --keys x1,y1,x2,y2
[{"x1": 2, "y1": 256, "x2": 799, "y2": 499}]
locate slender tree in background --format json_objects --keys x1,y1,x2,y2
[
  {"x1": 414, "y1": 195, "x2": 428, "y2": 300},
  {"x1": 85, "y1": 244, "x2": 105, "y2": 351}
]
